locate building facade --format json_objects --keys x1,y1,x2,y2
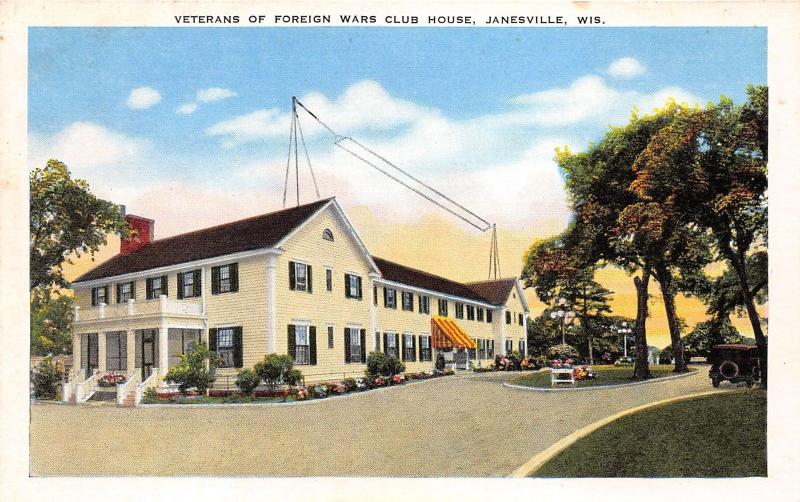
[{"x1": 69, "y1": 198, "x2": 529, "y2": 386}]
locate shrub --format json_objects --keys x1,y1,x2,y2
[
  {"x1": 164, "y1": 343, "x2": 220, "y2": 395},
  {"x1": 32, "y1": 356, "x2": 63, "y2": 400},
  {"x1": 143, "y1": 386, "x2": 158, "y2": 400},
  {"x1": 343, "y1": 378, "x2": 357, "y2": 392},
  {"x1": 365, "y1": 352, "x2": 406, "y2": 378},
  {"x1": 254, "y1": 354, "x2": 296, "y2": 389},
  {"x1": 473, "y1": 366, "x2": 493, "y2": 373},
  {"x1": 547, "y1": 344, "x2": 579, "y2": 360},
  {"x1": 284, "y1": 368, "x2": 303, "y2": 387},
  {"x1": 235, "y1": 368, "x2": 260, "y2": 396}
]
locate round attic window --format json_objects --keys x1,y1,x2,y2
[{"x1": 322, "y1": 229, "x2": 334, "y2": 241}]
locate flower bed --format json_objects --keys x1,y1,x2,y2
[
  {"x1": 510, "y1": 365, "x2": 691, "y2": 389},
  {"x1": 97, "y1": 371, "x2": 127, "y2": 387}
]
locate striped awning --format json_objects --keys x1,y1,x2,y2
[{"x1": 431, "y1": 316, "x2": 476, "y2": 349}]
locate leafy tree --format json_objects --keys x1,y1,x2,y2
[
  {"x1": 30, "y1": 292, "x2": 74, "y2": 356},
  {"x1": 30, "y1": 159, "x2": 129, "y2": 291},
  {"x1": 526, "y1": 314, "x2": 558, "y2": 358},
  {"x1": 32, "y1": 356, "x2": 64, "y2": 400},
  {"x1": 254, "y1": 353, "x2": 296, "y2": 390},
  {"x1": 365, "y1": 352, "x2": 405, "y2": 378},
  {"x1": 559, "y1": 272, "x2": 612, "y2": 365},
  {"x1": 235, "y1": 368, "x2": 261, "y2": 396},
  {"x1": 164, "y1": 343, "x2": 221, "y2": 395}
]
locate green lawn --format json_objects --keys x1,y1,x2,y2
[
  {"x1": 511, "y1": 365, "x2": 690, "y2": 388},
  {"x1": 533, "y1": 390, "x2": 766, "y2": 477},
  {"x1": 142, "y1": 394, "x2": 297, "y2": 405}
]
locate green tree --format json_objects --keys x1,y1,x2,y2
[
  {"x1": 30, "y1": 159, "x2": 129, "y2": 291},
  {"x1": 254, "y1": 354, "x2": 296, "y2": 390},
  {"x1": 559, "y1": 272, "x2": 613, "y2": 365},
  {"x1": 30, "y1": 291, "x2": 74, "y2": 356},
  {"x1": 164, "y1": 343, "x2": 221, "y2": 395}
]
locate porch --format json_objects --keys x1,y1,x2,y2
[{"x1": 430, "y1": 316, "x2": 477, "y2": 371}]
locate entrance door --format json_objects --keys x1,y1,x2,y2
[{"x1": 140, "y1": 330, "x2": 157, "y2": 380}]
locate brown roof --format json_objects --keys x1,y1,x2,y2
[
  {"x1": 74, "y1": 198, "x2": 333, "y2": 283},
  {"x1": 464, "y1": 278, "x2": 518, "y2": 305},
  {"x1": 371, "y1": 257, "x2": 507, "y2": 305}
]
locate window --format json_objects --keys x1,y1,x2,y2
[
  {"x1": 105, "y1": 332, "x2": 127, "y2": 371},
  {"x1": 91, "y1": 286, "x2": 108, "y2": 306},
  {"x1": 438, "y1": 299, "x2": 448, "y2": 317},
  {"x1": 178, "y1": 270, "x2": 201, "y2": 299},
  {"x1": 468, "y1": 347, "x2": 476, "y2": 360},
  {"x1": 519, "y1": 339, "x2": 526, "y2": 355},
  {"x1": 402, "y1": 291, "x2": 414, "y2": 311},
  {"x1": 212, "y1": 263, "x2": 238, "y2": 294},
  {"x1": 322, "y1": 228, "x2": 334, "y2": 241},
  {"x1": 466, "y1": 305, "x2": 475, "y2": 320},
  {"x1": 403, "y1": 333, "x2": 416, "y2": 361},
  {"x1": 294, "y1": 325, "x2": 310, "y2": 365},
  {"x1": 326, "y1": 268, "x2": 333, "y2": 292},
  {"x1": 146, "y1": 275, "x2": 167, "y2": 299},
  {"x1": 506, "y1": 339, "x2": 513, "y2": 355},
  {"x1": 347, "y1": 327, "x2": 362, "y2": 363},
  {"x1": 385, "y1": 332, "x2": 398, "y2": 359},
  {"x1": 420, "y1": 335, "x2": 432, "y2": 361},
  {"x1": 217, "y1": 327, "x2": 235, "y2": 368},
  {"x1": 518, "y1": 313, "x2": 524, "y2": 326},
  {"x1": 477, "y1": 307, "x2": 484, "y2": 322},
  {"x1": 418, "y1": 295, "x2": 430, "y2": 314},
  {"x1": 373, "y1": 285, "x2": 378, "y2": 305},
  {"x1": 487, "y1": 339, "x2": 495, "y2": 359},
  {"x1": 116, "y1": 281, "x2": 134, "y2": 303},
  {"x1": 505, "y1": 311, "x2": 512, "y2": 324},
  {"x1": 477, "y1": 339, "x2": 486, "y2": 360},
  {"x1": 327, "y1": 325, "x2": 334, "y2": 349},
  {"x1": 486, "y1": 310, "x2": 493, "y2": 323},
  {"x1": 384, "y1": 288, "x2": 397, "y2": 309},
  {"x1": 289, "y1": 261, "x2": 312, "y2": 293},
  {"x1": 345, "y1": 273, "x2": 362, "y2": 299},
  {"x1": 168, "y1": 328, "x2": 199, "y2": 368},
  {"x1": 455, "y1": 302, "x2": 464, "y2": 319}
]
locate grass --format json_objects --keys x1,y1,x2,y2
[
  {"x1": 511, "y1": 364, "x2": 692, "y2": 388},
  {"x1": 533, "y1": 390, "x2": 766, "y2": 477},
  {"x1": 142, "y1": 394, "x2": 297, "y2": 405}
]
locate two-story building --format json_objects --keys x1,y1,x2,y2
[{"x1": 69, "y1": 198, "x2": 529, "y2": 388}]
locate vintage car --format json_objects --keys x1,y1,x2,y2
[{"x1": 708, "y1": 344, "x2": 762, "y2": 387}]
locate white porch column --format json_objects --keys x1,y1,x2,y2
[
  {"x1": 126, "y1": 329, "x2": 136, "y2": 373},
  {"x1": 72, "y1": 334, "x2": 81, "y2": 378},
  {"x1": 158, "y1": 321, "x2": 169, "y2": 376},
  {"x1": 265, "y1": 252, "x2": 280, "y2": 354},
  {"x1": 98, "y1": 332, "x2": 107, "y2": 372},
  {"x1": 499, "y1": 307, "x2": 507, "y2": 356},
  {"x1": 369, "y1": 273, "x2": 379, "y2": 351}
]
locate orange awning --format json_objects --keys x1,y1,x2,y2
[{"x1": 431, "y1": 316, "x2": 476, "y2": 349}]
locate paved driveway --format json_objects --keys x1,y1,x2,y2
[{"x1": 30, "y1": 368, "x2": 723, "y2": 477}]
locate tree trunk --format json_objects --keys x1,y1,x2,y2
[
  {"x1": 724, "y1": 247, "x2": 768, "y2": 388},
  {"x1": 582, "y1": 284, "x2": 594, "y2": 365},
  {"x1": 654, "y1": 263, "x2": 688, "y2": 373},
  {"x1": 632, "y1": 265, "x2": 652, "y2": 380}
]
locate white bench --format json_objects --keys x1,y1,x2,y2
[{"x1": 550, "y1": 367, "x2": 575, "y2": 386}]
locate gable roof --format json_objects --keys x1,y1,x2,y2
[
  {"x1": 371, "y1": 256, "x2": 498, "y2": 305},
  {"x1": 73, "y1": 198, "x2": 333, "y2": 283},
  {"x1": 464, "y1": 278, "x2": 518, "y2": 306}
]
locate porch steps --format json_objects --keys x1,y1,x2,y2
[
  {"x1": 120, "y1": 387, "x2": 138, "y2": 407},
  {"x1": 87, "y1": 389, "x2": 116, "y2": 402}
]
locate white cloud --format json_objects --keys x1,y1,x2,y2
[
  {"x1": 28, "y1": 122, "x2": 151, "y2": 170},
  {"x1": 176, "y1": 103, "x2": 198, "y2": 115},
  {"x1": 196, "y1": 87, "x2": 237, "y2": 103},
  {"x1": 607, "y1": 57, "x2": 647, "y2": 79},
  {"x1": 125, "y1": 86, "x2": 162, "y2": 109}
]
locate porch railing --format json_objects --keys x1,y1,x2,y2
[
  {"x1": 75, "y1": 372, "x2": 98, "y2": 403},
  {"x1": 116, "y1": 369, "x2": 141, "y2": 405},
  {"x1": 135, "y1": 369, "x2": 160, "y2": 405},
  {"x1": 61, "y1": 371, "x2": 83, "y2": 402}
]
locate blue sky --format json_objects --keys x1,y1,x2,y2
[{"x1": 28, "y1": 27, "x2": 766, "y2": 238}]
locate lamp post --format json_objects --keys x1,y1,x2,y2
[
  {"x1": 616, "y1": 322, "x2": 633, "y2": 358},
  {"x1": 550, "y1": 298, "x2": 575, "y2": 346}
]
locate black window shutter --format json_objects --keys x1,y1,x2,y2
[
  {"x1": 116, "y1": 283, "x2": 122, "y2": 303},
  {"x1": 418, "y1": 295, "x2": 422, "y2": 313},
  {"x1": 161, "y1": 275, "x2": 168, "y2": 297},
  {"x1": 357, "y1": 276, "x2": 363, "y2": 300},
  {"x1": 373, "y1": 285, "x2": 378, "y2": 305},
  {"x1": 211, "y1": 266, "x2": 220, "y2": 295},
  {"x1": 193, "y1": 269, "x2": 202, "y2": 297},
  {"x1": 130, "y1": 281, "x2": 136, "y2": 300},
  {"x1": 146, "y1": 278, "x2": 152, "y2": 299},
  {"x1": 177, "y1": 273, "x2": 184, "y2": 299},
  {"x1": 92, "y1": 288, "x2": 98, "y2": 306},
  {"x1": 307, "y1": 265, "x2": 313, "y2": 294},
  {"x1": 230, "y1": 263, "x2": 239, "y2": 292},
  {"x1": 418, "y1": 335, "x2": 423, "y2": 361},
  {"x1": 287, "y1": 325, "x2": 296, "y2": 359},
  {"x1": 209, "y1": 328, "x2": 218, "y2": 352},
  {"x1": 103, "y1": 286, "x2": 109, "y2": 304},
  {"x1": 383, "y1": 287, "x2": 388, "y2": 307},
  {"x1": 412, "y1": 335, "x2": 417, "y2": 362},
  {"x1": 344, "y1": 327, "x2": 351, "y2": 363},
  {"x1": 233, "y1": 327, "x2": 243, "y2": 368},
  {"x1": 360, "y1": 329, "x2": 366, "y2": 363},
  {"x1": 401, "y1": 334, "x2": 406, "y2": 361},
  {"x1": 383, "y1": 333, "x2": 388, "y2": 354},
  {"x1": 288, "y1": 261, "x2": 296, "y2": 290},
  {"x1": 309, "y1": 326, "x2": 317, "y2": 365},
  {"x1": 344, "y1": 273, "x2": 350, "y2": 298}
]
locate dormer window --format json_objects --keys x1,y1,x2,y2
[{"x1": 322, "y1": 229, "x2": 334, "y2": 241}]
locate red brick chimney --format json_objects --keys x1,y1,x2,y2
[{"x1": 120, "y1": 214, "x2": 155, "y2": 255}]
